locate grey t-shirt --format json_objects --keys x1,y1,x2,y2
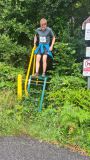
[{"x1": 35, "y1": 27, "x2": 54, "y2": 44}]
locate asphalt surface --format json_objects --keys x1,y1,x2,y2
[{"x1": 0, "y1": 137, "x2": 90, "y2": 160}]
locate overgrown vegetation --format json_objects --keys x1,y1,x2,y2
[
  {"x1": 0, "y1": 64, "x2": 90, "y2": 154},
  {"x1": 0, "y1": 0, "x2": 90, "y2": 156},
  {"x1": 0, "y1": 85, "x2": 90, "y2": 154}
]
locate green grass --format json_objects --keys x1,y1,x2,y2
[{"x1": 0, "y1": 89, "x2": 90, "y2": 156}]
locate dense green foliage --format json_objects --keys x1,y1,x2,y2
[
  {"x1": 0, "y1": 0, "x2": 90, "y2": 65},
  {"x1": 0, "y1": 62, "x2": 24, "y2": 88},
  {"x1": 0, "y1": 0, "x2": 90, "y2": 156}
]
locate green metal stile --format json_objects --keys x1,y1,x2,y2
[
  {"x1": 39, "y1": 77, "x2": 47, "y2": 112},
  {"x1": 27, "y1": 75, "x2": 47, "y2": 111}
]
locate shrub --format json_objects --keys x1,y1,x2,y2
[
  {"x1": 47, "y1": 75, "x2": 89, "y2": 111},
  {"x1": 0, "y1": 34, "x2": 27, "y2": 66},
  {"x1": 53, "y1": 42, "x2": 82, "y2": 76},
  {"x1": 0, "y1": 62, "x2": 24, "y2": 89}
]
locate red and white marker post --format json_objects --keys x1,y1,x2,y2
[{"x1": 82, "y1": 18, "x2": 90, "y2": 89}]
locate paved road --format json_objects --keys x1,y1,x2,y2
[{"x1": 0, "y1": 137, "x2": 90, "y2": 160}]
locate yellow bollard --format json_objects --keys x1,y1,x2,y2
[{"x1": 17, "y1": 74, "x2": 22, "y2": 100}]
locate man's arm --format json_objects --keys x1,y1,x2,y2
[
  {"x1": 34, "y1": 34, "x2": 37, "y2": 46},
  {"x1": 49, "y1": 36, "x2": 56, "y2": 51}
]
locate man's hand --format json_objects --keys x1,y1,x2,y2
[
  {"x1": 49, "y1": 46, "x2": 53, "y2": 51},
  {"x1": 34, "y1": 43, "x2": 36, "y2": 48},
  {"x1": 49, "y1": 36, "x2": 55, "y2": 51}
]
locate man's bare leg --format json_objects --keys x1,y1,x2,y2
[
  {"x1": 36, "y1": 54, "x2": 41, "y2": 75},
  {"x1": 42, "y1": 54, "x2": 47, "y2": 75}
]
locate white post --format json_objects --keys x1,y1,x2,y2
[
  {"x1": 83, "y1": 23, "x2": 90, "y2": 89},
  {"x1": 87, "y1": 77, "x2": 90, "y2": 89}
]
